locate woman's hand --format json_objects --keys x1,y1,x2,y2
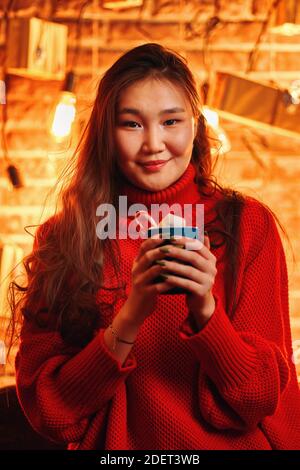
[
  {"x1": 123, "y1": 236, "x2": 174, "y2": 327},
  {"x1": 157, "y1": 235, "x2": 217, "y2": 328}
]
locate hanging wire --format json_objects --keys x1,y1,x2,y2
[
  {"x1": 71, "y1": 0, "x2": 93, "y2": 71},
  {"x1": 246, "y1": 0, "x2": 284, "y2": 73},
  {"x1": 214, "y1": 0, "x2": 221, "y2": 15},
  {"x1": 135, "y1": 0, "x2": 162, "y2": 40},
  {"x1": 200, "y1": 15, "x2": 221, "y2": 104},
  {"x1": 184, "y1": 0, "x2": 223, "y2": 97},
  {"x1": 151, "y1": 0, "x2": 174, "y2": 17}
]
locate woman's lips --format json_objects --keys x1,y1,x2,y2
[{"x1": 139, "y1": 160, "x2": 169, "y2": 171}]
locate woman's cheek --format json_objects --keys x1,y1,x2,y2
[
  {"x1": 168, "y1": 127, "x2": 194, "y2": 155},
  {"x1": 115, "y1": 132, "x2": 138, "y2": 161}
]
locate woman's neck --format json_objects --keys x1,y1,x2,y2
[{"x1": 119, "y1": 163, "x2": 201, "y2": 208}]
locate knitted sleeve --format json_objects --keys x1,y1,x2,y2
[
  {"x1": 16, "y1": 326, "x2": 136, "y2": 444},
  {"x1": 179, "y1": 200, "x2": 297, "y2": 432},
  {"x1": 15, "y1": 221, "x2": 137, "y2": 444}
]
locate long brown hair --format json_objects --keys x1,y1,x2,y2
[{"x1": 6, "y1": 43, "x2": 286, "y2": 353}]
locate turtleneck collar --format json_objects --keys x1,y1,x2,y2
[{"x1": 119, "y1": 163, "x2": 201, "y2": 208}]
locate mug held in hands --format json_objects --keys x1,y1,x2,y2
[{"x1": 147, "y1": 226, "x2": 200, "y2": 295}]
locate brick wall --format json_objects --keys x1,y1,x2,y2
[{"x1": 0, "y1": 0, "x2": 300, "y2": 380}]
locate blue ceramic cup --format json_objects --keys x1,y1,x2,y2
[
  {"x1": 147, "y1": 226, "x2": 199, "y2": 240},
  {"x1": 147, "y1": 226, "x2": 200, "y2": 294}
]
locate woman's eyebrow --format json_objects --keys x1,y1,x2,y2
[{"x1": 118, "y1": 107, "x2": 186, "y2": 116}]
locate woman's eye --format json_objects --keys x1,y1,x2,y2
[
  {"x1": 120, "y1": 119, "x2": 179, "y2": 128},
  {"x1": 122, "y1": 121, "x2": 140, "y2": 128},
  {"x1": 164, "y1": 119, "x2": 179, "y2": 125}
]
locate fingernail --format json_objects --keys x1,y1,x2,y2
[
  {"x1": 204, "y1": 230, "x2": 209, "y2": 236},
  {"x1": 170, "y1": 241, "x2": 185, "y2": 249},
  {"x1": 186, "y1": 239, "x2": 203, "y2": 250},
  {"x1": 155, "y1": 260, "x2": 166, "y2": 266},
  {"x1": 160, "y1": 274, "x2": 169, "y2": 279},
  {"x1": 160, "y1": 247, "x2": 170, "y2": 253}
]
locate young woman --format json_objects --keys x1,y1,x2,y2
[{"x1": 10, "y1": 43, "x2": 300, "y2": 450}]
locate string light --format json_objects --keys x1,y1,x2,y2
[{"x1": 49, "y1": 71, "x2": 76, "y2": 142}]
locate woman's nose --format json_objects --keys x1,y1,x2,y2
[{"x1": 142, "y1": 126, "x2": 165, "y2": 154}]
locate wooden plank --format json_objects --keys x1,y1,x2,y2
[
  {"x1": 0, "y1": 177, "x2": 58, "y2": 187},
  {"x1": 0, "y1": 9, "x2": 267, "y2": 23},
  {"x1": 0, "y1": 206, "x2": 55, "y2": 215}
]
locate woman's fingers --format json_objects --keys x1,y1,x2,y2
[
  {"x1": 134, "y1": 236, "x2": 163, "y2": 263},
  {"x1": 133, "y1": 235, "x2": 216, "y2": 289},
  {"x1": 171, "y1": 236, "x2": 214, "y2": 261},
  {"x1": 157, "y1": 259, "x2": 213, "y2": 283},
  {"x1": 133, "y1": 263, "x2": 173, "y2": 294},
  {"x1": 133, "y1": 237, "x2": 172, "y2": 274},
  {"x1": 154, "y1": 243, "x2": 216, "y2": 275},
  {"x1": 134, "y1": 263, "x2": 162, "y2": 286},
  {"x1": 160, "y1": 274, "x2": 210, "y2": 297}
]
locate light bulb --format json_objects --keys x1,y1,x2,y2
[
  {"x1": 289, "y1": 80, "x2": 300, "y2": 105},
  {"x1": 50, "y1": 91, "x2": 76, "y2": 142},
  {"x1": 202, "y1": 106, "x2": 231, "y2": 154},
  {"x1": 202, "y1": 106, "x2": 219, "y2": 129},
  {"x1": 216, "y1": 131, "x2": 231, "y2": 154},
  {"x1": 270, "y1": 23, "x2": 300, "y2": 37}
]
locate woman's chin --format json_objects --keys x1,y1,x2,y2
[{"x1": 134, "y1": 176, "x2": 174, "y2": 192}]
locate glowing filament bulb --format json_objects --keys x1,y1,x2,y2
[
  {"x1": 50, "y1": 91, "x2": 76, "y2": 141},
  {"x1": 202, "y1": 106, "x2": 219, "y2": 129}
]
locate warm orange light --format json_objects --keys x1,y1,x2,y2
[
  {"x1": 102, "y1": 0, "x2": 143, "y2": 9},
  {"x1": 50, "y1": 91, "x2": 76, "y2": 142},
  {"x1": 202, "y1": 106, "x2": 231, "y2": 154},
  {"x1": 269, "y1": 22, "x2": 300, "y2": 36}
]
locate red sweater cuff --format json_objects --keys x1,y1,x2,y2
[
  {"x1": 178, "y1": 296, "x2": 257, "y2": 390},
  {"x1": 56, "y1": 328, "x2": 137, "y2": 408}
]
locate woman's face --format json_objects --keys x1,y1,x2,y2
[{"x1": 114, "y1": 77, "x2": 197, "y2": 192}]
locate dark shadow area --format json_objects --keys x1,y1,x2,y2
[{"x1": 0, "y1": 385, "x2": 65, "y2": 450}]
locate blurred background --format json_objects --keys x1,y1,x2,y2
[{"x1": 0, "y1": 0, "x2": 300, "y2": 447}]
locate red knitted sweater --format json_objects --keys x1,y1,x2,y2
[{"x1": 15, "y1": 163, "x2": 300, "y2": 450}]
